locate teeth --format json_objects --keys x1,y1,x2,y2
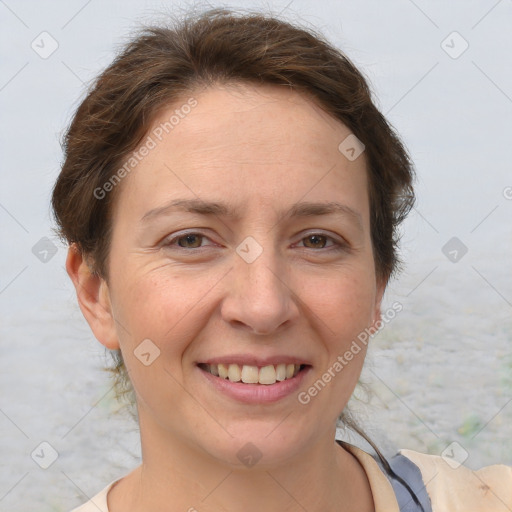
[
  {"x1": 241, "y1": 365, "x2": 259, "y2": 384},
  {"x1": 204, "y1": 363, "x2": 303, "y2": 384},
  {"x1": 218, "y1": 363, "x2": 229, "y2": 379},
  {"x1": 276, "y1": 363, "x2": 287, "y2": 381},
  {"x1": 259, "y1": 365, "x2": 277, "y2": 384},
  {"x1": 228, "y1": 364, "x2": 241, "y2": 382}
]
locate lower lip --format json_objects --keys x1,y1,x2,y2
[{"x1": 197, "y1": 365, "x2": 312, "y2": 404}]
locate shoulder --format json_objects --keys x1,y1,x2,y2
[
  {"x1": 399, "y1": 448, "x2": 512, "y2": 511},
  {"x1": 68, "y1": 479, "x2": 118, "y2": 512}
]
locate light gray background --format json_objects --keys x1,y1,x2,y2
[{"x1": 1, "y1": 1, "x2": 511, "y2": 511}]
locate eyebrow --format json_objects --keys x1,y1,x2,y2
[{"x1": 141, "y1": 198, "x2": 363, "y2": 230}]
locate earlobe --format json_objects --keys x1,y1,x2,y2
[
  {"x1": 372, "y1": 279, "x2": 386, "y2": 327},
  {"x1": 66, "y1": 244, "x2": 120, "y2": 350}
]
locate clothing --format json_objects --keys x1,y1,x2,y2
[{"x1": 70, "y1": 441, "x2": 512, "y2": 511}]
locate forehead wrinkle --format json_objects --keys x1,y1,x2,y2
[{"x1": 140, "y1": 198, "x2": 364, "y2": 234}]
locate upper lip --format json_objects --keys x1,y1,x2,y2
[{"x1": 198, "y1": 355, "x2": 312, "y2": 367}]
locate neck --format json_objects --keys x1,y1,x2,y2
[{"x1": 109, "y1": 415, "x2": 374, "y2": 512}]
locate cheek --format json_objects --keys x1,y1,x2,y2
[
  {"x1": 301, "y1": 267, "x2": 377, "y2": 344},
  {"x1": 108, "y1": 270, "x2": 207, "y2": 409},
  {"x1": 110, "y1": 266, "x2": 220, "y2": 355},
  {"x1": 112, "y1": 257, "x2": 377, "y2": 349}
]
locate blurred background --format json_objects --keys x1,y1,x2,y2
[{"x1": 1, "y1": 0, "x2": 511, "y2": 510}]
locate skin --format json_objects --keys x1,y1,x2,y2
[{"x1": 67, "y1": 83, "x2": 385, "y2": 512}]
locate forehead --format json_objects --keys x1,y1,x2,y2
[
  {"x1": 114, "y1": 83, "x2": 369, "y2": 224},
  {"x1": 155, "y1": 82, "x2": 353, "y2": 159}
]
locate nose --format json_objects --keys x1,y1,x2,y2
[{"x1": 220, "y1": 241, "x2": 300, "y2": 335}]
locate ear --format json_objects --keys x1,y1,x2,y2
[
  {"x1": 371, "y1": 278, "x2": 386, "y2": 327},
  {"x1": 66, "y1": 244, "x2": 120, "y2": 350}
]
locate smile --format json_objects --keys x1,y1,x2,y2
[{"x1": 198, "y1": 363, "x2": 308, "y2": 385}]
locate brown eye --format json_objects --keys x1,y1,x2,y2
[
  {"x1": 301, "y1": 234, "x2": 331, "y2": 249},
  {"x1": 162, "y1": 231, "x2": 218, "y2": 252},
  {"x1": 176, "y1": 233, "x2": 204, "y2": 248}
]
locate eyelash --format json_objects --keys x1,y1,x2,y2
[{"x1": 162, "y1": 231, "x2": 348, "y2": 253}]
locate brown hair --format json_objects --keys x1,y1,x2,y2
[{"x1": 52, "y1": 7, "x2": 415, "y2": 460}]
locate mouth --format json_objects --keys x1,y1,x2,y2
[{"x1": 197, "y1": 362, "x2": 310, "y2": 385}]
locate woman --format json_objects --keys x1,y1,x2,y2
[{"x1": 52, "y1": 8, "x2": 512, "y2": 512}]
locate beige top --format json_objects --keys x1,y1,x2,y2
[{"x1": 70, "y1": 443, "x2": 512, "y2": 512}]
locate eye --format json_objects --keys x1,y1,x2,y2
[
  {"x1": 297, "y1": 233, "x2": 345, "y2": 251},
  {"x1": 162, "y1": 231, "x2": 347, "y2": 252},
  {"x1": 163, "y1": 232, "x2": 213, "y2": 249}
]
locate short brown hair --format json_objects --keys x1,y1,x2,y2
[{"x1": 52, "y1": 7, "x2": 415, "y2": 455}]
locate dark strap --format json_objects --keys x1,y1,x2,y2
[
  {"x1": 336, "y1": 440, "x2": 432, "y2": 512},
  {"x1": 379, "y1": 451, "x2": 433, "y2": 512}
]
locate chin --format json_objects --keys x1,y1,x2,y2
[{"x1": 200, "y1": 419, "x2": 313, "y2": 470}]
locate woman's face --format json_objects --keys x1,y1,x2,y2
[{"x1": 95, "y1": 83, "x2": 384, "y2": 466}]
